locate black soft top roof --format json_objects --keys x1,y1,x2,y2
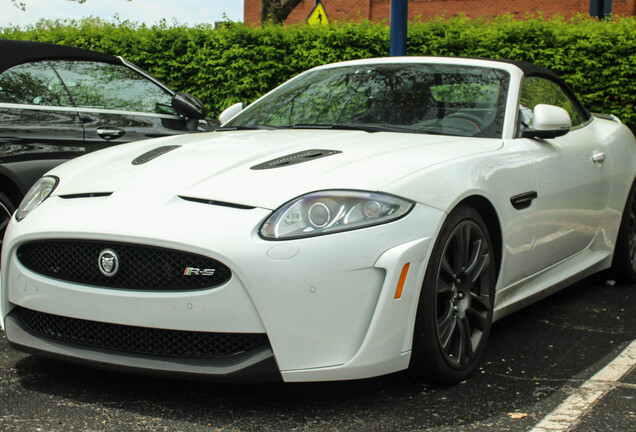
[
  {"x1": 495, "y1": 58, "x2": 561, "y2": 81},
  {"x1": 0, "y1": 39, "x2": 121, "y2": 74},
  {"x1": 493, "y1": 58, "x2": 589, "y2": 117},
  {"x1": 443, "y1": 56, "x2": 561, "y2": 81}
]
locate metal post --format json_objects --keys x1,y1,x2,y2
[
  {"x1": 389, "y1": 0, "x2": 408, "y2": 56},
  {"x1": 590, "y1": 0, "x2": 613, "y2": 19},
  {"x1": 602, "y1": 0, "x2": 613, "y2": 18}
]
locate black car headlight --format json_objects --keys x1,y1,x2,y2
[
  {"x1": 260, "y1": 190, "x2": 413, "y2": 240},
  {"x1": 15, "y1": 176, "x2": 58, "y2": 222}
]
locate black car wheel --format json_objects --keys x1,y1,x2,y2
[
  {"x1": 410, "y1": 205, "x2": 496, "y2": 384},
  {"x1": 0, "y1": 191, "x2": 15, "y2": 254},
  {"x1": 612, "y1": 180, "x2": 636, "y2": 283}
]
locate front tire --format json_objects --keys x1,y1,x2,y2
[
  {"x1": 611, "y1": 180, "x2": 636, "y2": 283},
  {"x1": 410, "y1": 205, "x2": 496, "y2": 384},
  {"x1": 0, "y1": 191, "x2": 15, "y2": 253}
]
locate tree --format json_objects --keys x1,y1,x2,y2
[
  {"x1": 260, "y1": 0, "x2": 303, "y2": 25},
  {"x1": 10, "y1": 0, "x2": 26, "y2": 10},
  {"x1": 11, "y1": 0, "x2": 130, "y2": 11}
]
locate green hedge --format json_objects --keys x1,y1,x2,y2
[{"x1": 1, "y1": 15, "x2": 634, "y2": 124}]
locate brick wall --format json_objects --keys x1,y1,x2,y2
[
  {"x1": 244, "y1": 0, "x2": 635, "y2": 25},
  {"x1": 614, "y1": 0, "x2": 636, "y2": 15},
  {"x1": 244, "y1": 0, "x2": 260, "y2": 25}
]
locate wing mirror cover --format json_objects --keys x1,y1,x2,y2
[
  {"x1": 522, "y1": 104, "x2": 571, "y2": 139},
  {"x1": 172, "y1": 92, "x2": 207, "y2": 120},
  {"x1": 219, "y1": 102, "x2": 245, "y2": 125}
]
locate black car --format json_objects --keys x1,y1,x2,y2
[{"x1": 0, "y1": 40, "x2": 214, "y2": 247}]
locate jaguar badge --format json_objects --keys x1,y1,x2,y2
[{"x1": 98, "y1": 249, "x2": 120, "y2": 277}]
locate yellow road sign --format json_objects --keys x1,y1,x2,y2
[{"x1": 307, "y1": 1, "x2": 329, "y2": 25}]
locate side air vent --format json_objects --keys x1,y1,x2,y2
[
  {"x1": 251, "y1": 149, "x2": 341, "y2": 170},
  {"x1": 132, "y1": 145, "x2": 181, "y2": 165}
]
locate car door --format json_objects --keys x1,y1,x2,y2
[
  {"x1": 0, "y1": 60, "x2": 85, "y2": 191},
  {"x1": 49, "y1": 60, "x2": 192, "y2": 151},
  {"x1": 518, "y1": 77, "x2": 610, "y2": 274}
]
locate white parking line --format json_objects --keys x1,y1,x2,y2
[{"x1": 530, "y1": 339, "x2": 636, "y2": 432}]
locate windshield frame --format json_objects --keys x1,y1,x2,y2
[{"x1": 225, "y1": 60, "x2": 513, "y2": 139}]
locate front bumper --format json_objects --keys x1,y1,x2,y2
[{"x1": 1, "y1": 191, "x2": 444, "y2": 381}]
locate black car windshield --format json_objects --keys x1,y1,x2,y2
[{"x1": 226, "y1": 63, "x2": 510, "y2": 138}]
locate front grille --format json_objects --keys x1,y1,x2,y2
[
  {"x1": 18, "y1": 307, "x2": 268, "y2": 358},
  {"x1": 17, "y1": 240, "x2": 231, "y2": 290}
]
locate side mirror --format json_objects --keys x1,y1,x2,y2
[
  {"x1": 522, "y1": 104, "x2": 571, "y2": 139},
  {"x1": 219, "y1": 102, "x2": 244, "y2": 125},
  {"x1": 172, "y1": 92, "x2": 207, "y2": 120}
]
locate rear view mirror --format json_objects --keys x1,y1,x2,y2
[
  {"x1": 219, "y1": 102, "x2": 244, "y2": 125},
  {"x1": 522, "y1": 104, "x2": 571, "y2": 139},
  {"x1": 172, "y1": 92, "x2": 207, "y2": 120}
]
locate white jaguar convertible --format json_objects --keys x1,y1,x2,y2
[{"x1": 1, "y1": 57, "x2": 635, "y2": 383}]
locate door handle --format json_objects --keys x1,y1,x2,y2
[
  {"x1": 96, "y1": 127, "x2": 125, "y2": 141},
  {"x1": 591, "y1": 152, "x2": 606, "y2": 164}
]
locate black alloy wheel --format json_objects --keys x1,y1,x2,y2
[
  {"x1": 612, "y1": 180, "x2": 636, "y2": 283},
  {"x1": 410, "y1": 205, "x2": 496, "y2": 384}
]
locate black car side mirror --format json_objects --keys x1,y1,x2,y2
[{"x1": 172, "y1": 92, "x2": 207, "y2": 120}]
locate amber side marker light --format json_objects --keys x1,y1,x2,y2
[{"x1": 394, "y1": 263, "x2": 410, "y2": 299}]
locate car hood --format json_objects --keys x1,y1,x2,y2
[{"x1": 50, "y1": 129, "x2": 502, "y2": 210}]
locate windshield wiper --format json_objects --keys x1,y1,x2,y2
[
  {"x1": 286, "y1": 123, "x2": 416, "y2": 133},
  {"x1": 215, "y1": 124, "x2": 281, "y2": 131},
  {"x1": 219, "y1": 123, "x2": 469, "y2": 137}
]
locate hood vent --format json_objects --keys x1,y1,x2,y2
[
  {"x1": 251, "y1": 149, "x2": 341, "y2": 170},
  {"x1": 179, "y1": 196, "x2": 255, "y2": 210},
  {"x1": 59, "y1": 192, "x2": 112, "y2": 199},
  {"x1": 132, "y1": 145, "x2": 181, "y2": 165}
]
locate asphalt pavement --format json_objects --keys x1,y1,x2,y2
[{"x1": 0, "y1": 275, "x2": 634, "y2": 431}]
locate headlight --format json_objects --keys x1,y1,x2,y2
[
  {"x1": 15, "y1": 176, "x2": 58, "y2": 222},
  {"x1": 260, "y1": 190, "x2": 414, "y2": 240}
]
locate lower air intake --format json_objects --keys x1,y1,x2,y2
[{"x1": 17, "y1": 307, "x2": 268, "y2": 359}]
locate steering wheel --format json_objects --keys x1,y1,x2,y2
[{"x1": 445, "y1": 112, "x2": 483, "y2": 131}]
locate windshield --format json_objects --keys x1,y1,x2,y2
[{"x1": 226, "y1": 63, "x2": 510, "y2": 138}]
